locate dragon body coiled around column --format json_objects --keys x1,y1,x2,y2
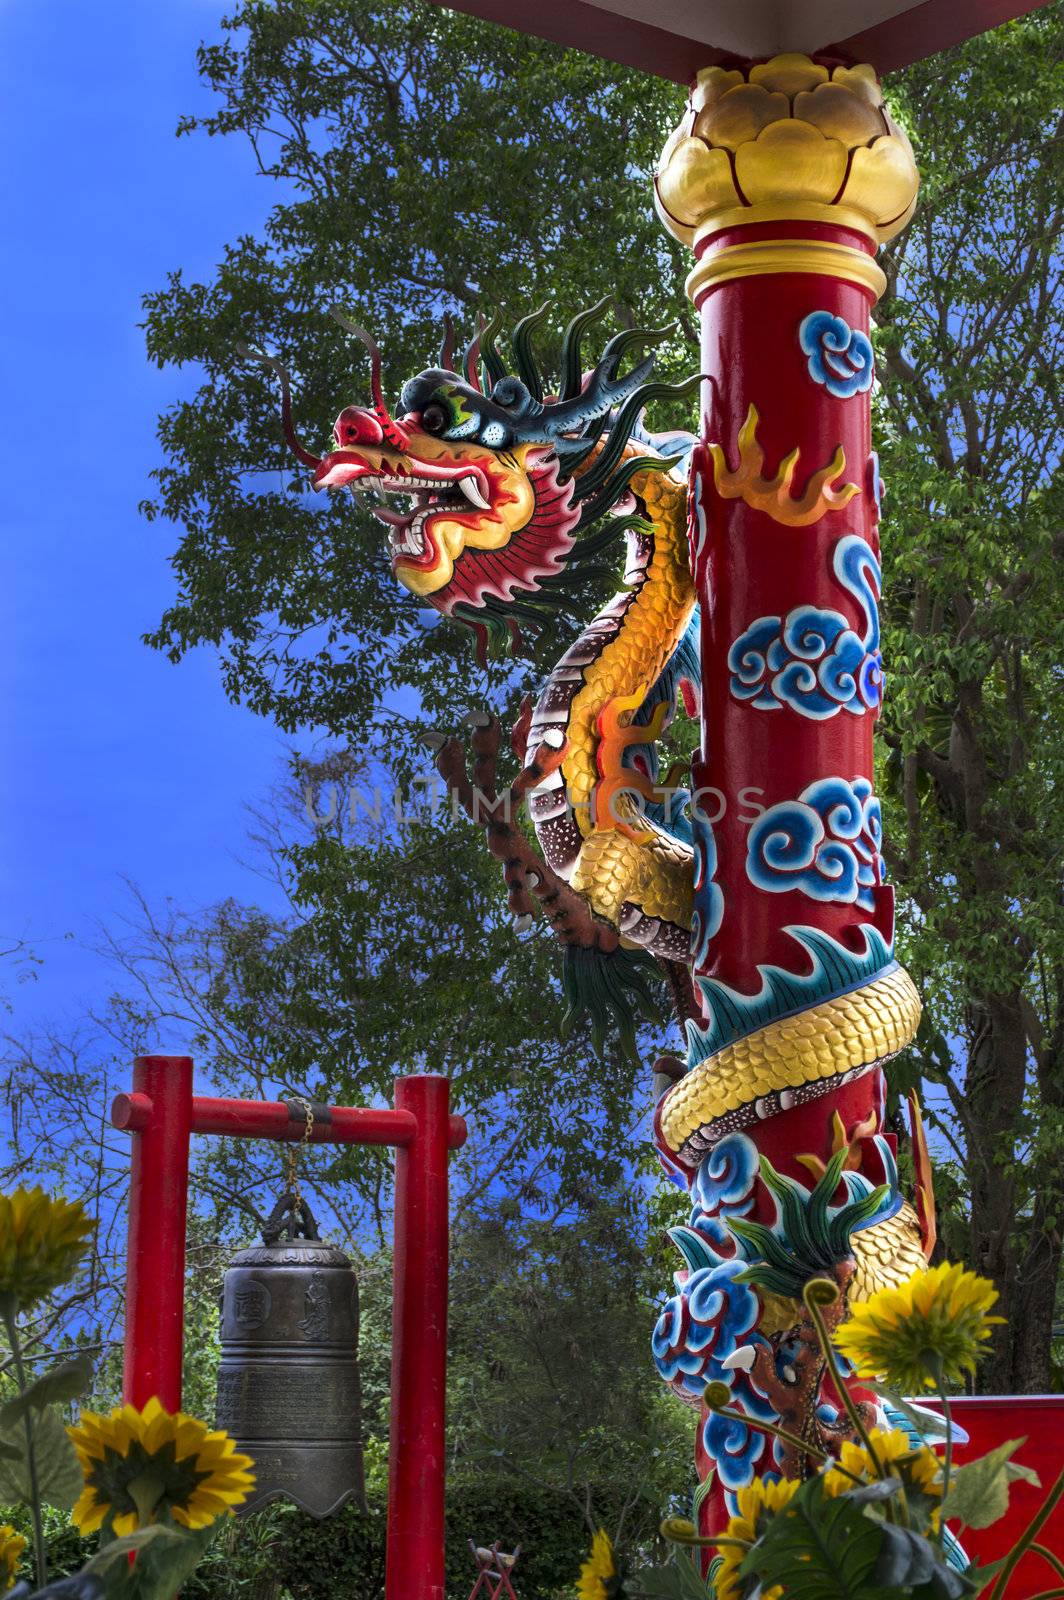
[{"x1": 254, "y1": 283, "x2": 930, "y2": 1513}]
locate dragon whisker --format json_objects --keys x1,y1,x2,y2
[{"x1": 236, "y1": 341, "x2": 322, "y2": 470}]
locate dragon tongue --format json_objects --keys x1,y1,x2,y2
[{"x1": 372, "y1": 504, "x2": 415, "y2": 528}]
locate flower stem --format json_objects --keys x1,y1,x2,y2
[
  {"x1": 803, "y1": 1292, "x2": 878, "y2": 1463},
  {"x1": 989, "y1": 1465, "x2": 1064, "y2": 1600},
  {"x1": 2, "y1": 1308, "x2": 47, "y2": 1590},
  {"x1": 929, "y1": 1358, "x2": 953, "y2": 1547},
  {"x1": 1031, "y1": 1545, "x2": 1064, "y2": 1583}
]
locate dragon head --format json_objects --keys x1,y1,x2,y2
[
  {"x1": 315, "y1": 360, "x2": 555, "y2": 607},
  {"x1": 255, "y1": 303, "x2": 700, "y2": 654}
]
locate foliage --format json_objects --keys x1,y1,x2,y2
[
  {"x1": 88, "y1": 751, "x2": 671, "y2": 1248},
  {"x1": 876, "y1": 9, "x2": 1064, "y2": 1390},
  {"x1": 234, "y1": 1479, "x2": 663, "y2": 1600},
  {"x1": 445, "y1": 1189, "x2": 691, "y2": 1548},
  {"x1": 141, "y1": 0, "x2": 692, "y2": 738}
]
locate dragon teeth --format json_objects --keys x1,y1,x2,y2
[
  {"x1": 457, "y1": 475, "x2": 490, "y2": 509},
  {"x1": 389, "y1": 509, "x2": 428, "y2": 557}
]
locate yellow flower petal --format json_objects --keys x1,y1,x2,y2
[
  {"x1": 67, "y1": 1399, "x2": 255, "y2": 1532},
  {"x1": 575, "y1": 1529, "x2": 615, "y2": 1600},
  {"x1": 836, "y1": 1262, "x2": 999, "y2": 1392},
  {"x1": 0, "y1": 1189, "x2": 93, "y2": 1309}
]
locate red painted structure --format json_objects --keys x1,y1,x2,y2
[
  {"x1": 112, "y1": 1056, "x2": 467, "y2": 1600},
  {"x1": 925, "y1": 1396, "x2": 1064, "y2": 1572}
]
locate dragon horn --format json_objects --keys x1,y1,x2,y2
[
  {"x1": 463, "y1": 315, "x2": 485, "y2": 394},
  {"x1": 236, "y1": 342, "x2": 321, "y2": 469},
  {"x1": 327, "y1": 306, "x2": 409, "y2": 447},
  {"x1": 440, "y1": 312, "x2": 457, "y2": 373}
]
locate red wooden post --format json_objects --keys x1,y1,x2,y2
[
  {"x1": 113, "y1": 1065, "x2": 463, "y2": 1586},
  {"x1": 120, "y1": 1055, "x2": 193, "y2": 1409},
  {"x1": 387, "y1": 1074, "x2": 452, "y2": 1600}
]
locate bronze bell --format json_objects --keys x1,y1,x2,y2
[{"x1": 215, "y1": 1191, "x2": 365, "y2": 1517}]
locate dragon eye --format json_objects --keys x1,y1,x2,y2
[{"x1": 421, "y1": 402, "x2": 448, "y2": 434}]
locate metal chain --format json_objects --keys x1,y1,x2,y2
[{"x1": 283, "y1": 1095, "x2": 315, "y2": 1210}]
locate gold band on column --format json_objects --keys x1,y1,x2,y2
[{"x1": 688, "y1": 236, "x2": 887, "y2": 303}]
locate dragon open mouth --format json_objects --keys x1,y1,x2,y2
[{"x1": 314, "y1": 455, "x2": 491, "y2": 563}]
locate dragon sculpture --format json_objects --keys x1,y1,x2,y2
[{"x1": 251, "y1": 258, "x2": 931, "y2": 1522}]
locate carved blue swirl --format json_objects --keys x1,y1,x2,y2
[
  {"x1": 728, "y1": 535, "x2": 883, "y2": 720},
  {"x1": 680, "y1": 1133, "x2": 760, "y2": 1264},
  {"x1": 704, "y1": 1397, "x2": 769, "y2": 1490},
  {"x1": 692, "y1": 1132, "x2": 759, "y2": 1217},
  {"x1": 746, "y1": 776, "x2": 884, "y2": 909},
  {"x1": 800, "y1": 311, "x2": 875, "y2": 398},
  {"x1": 651, "y1": 1259, "x2": 761, "y2": 1405},
  {"x1": 690, "y1": 810, "x2": 724, "y2": 971}
]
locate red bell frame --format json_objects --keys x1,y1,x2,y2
[{"x1": 111, "y1": 1055, "x2": 467, "y2": 1600}]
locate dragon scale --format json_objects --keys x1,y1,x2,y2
[{"x1": 526, "y1": 458, "x2": 695, "y2": 958}]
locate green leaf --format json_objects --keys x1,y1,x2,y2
[
  {"x1": 741, "y1": 1474, "x2": 886, "y2": 1598},
  {"x1": 0, "y1": 1354, "x2": 95, "y2": 1427},
  {"x1": 87, "y1": 1525, "x2": 191, "y2": 1575},
  {"x1": 634, "y1": 1552, "x2": 710, "y2": 1600},
  {"x1": 693, "y1": 1467, "x2": 716, "y2": 1516},
  {"x1": 108, "y1": 1522, "x2": 219, "y2": 1600},
  {"x1": 0, "y1": 1403, "x2": 83, "y2": 1509},
  {"x1": 842, "y1": 1476, "x2": 903, "y2": 1506},
  {"x1": 942, "y1": 1437, "x2": 1033, "y2": 1529},
  {"x1": 875, "y1": 1525, "x2": 977, "y2": 1596}
]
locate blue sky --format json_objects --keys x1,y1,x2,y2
[{"x1": 0, "y1": 0, "x2": 290, "y2": 1041}]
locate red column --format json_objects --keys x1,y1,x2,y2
[
  {"x1": 121, "y1": 1055, "x2": 193, "y2": 1410},
  {"x1": 688, "y1": 221, "x2": 890, "y2": 1174},
  {"x1": 386, "y1": 1074, "x2": 452, "y2": 1600},
  {"x1": 651, "y1": 54, "x2": 923, "y2": 1543}
]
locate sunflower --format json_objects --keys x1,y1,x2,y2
[
  {"x1": 0, "y1": 1527, "x2": 26, "y2": 1592},
  {"x1": 823, "y1": 1427, "x2": 942, "y2": 1529},
  {"x1": 68, "y1": 1398, "x2": 254, "y2": 1535},
  {"x1": 712, "y1": 1477, "x2": 799, "y2": 1600},
  {"x1": 0, "y1": 1190, "x2": 93, "y2": 1311},
  {"x1": 833, "y1": 1261, "x2": 1002, "y2": 1392},
  {"x1": 576, "y1": 1529, "x2": 624, "y2": 1600}
]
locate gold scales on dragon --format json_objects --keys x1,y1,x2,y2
[{"x1": 245, "y1": 290, "x2": 932, "y2": 1448}]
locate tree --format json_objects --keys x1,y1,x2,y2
[
  {"x1": 97, "y1": 746, "x2": 670, "y2": 1231},
  {"x1": 445, "y1": 1189, "x2": 691, "y2": 1550},
  {"x1": 142, "y1": 0, "x2": 691, "y2": 738},
  {"x1": 878, "y1": 13, "x2": 1064, "y2": 1390},
  {"x1": 141, "y1": 0, "x2": 1064, "y2": 1387}
]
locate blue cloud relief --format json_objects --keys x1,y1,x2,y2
[
  {"x1": 684, "y1": 1132, "x2": 760, "y2": 1262},
  {"x1": 728, "y1": 535, "x2": 883, "y2": 721},
  {"x1": 651, "y1": 1259, "x2": 760, "y2": 1404},
  {"x1": 800, "y1": 311, "x2": 875, "y2": 398},
  {"x1": 746, "y1": 775, "x2": 884, "y2": 910}
]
